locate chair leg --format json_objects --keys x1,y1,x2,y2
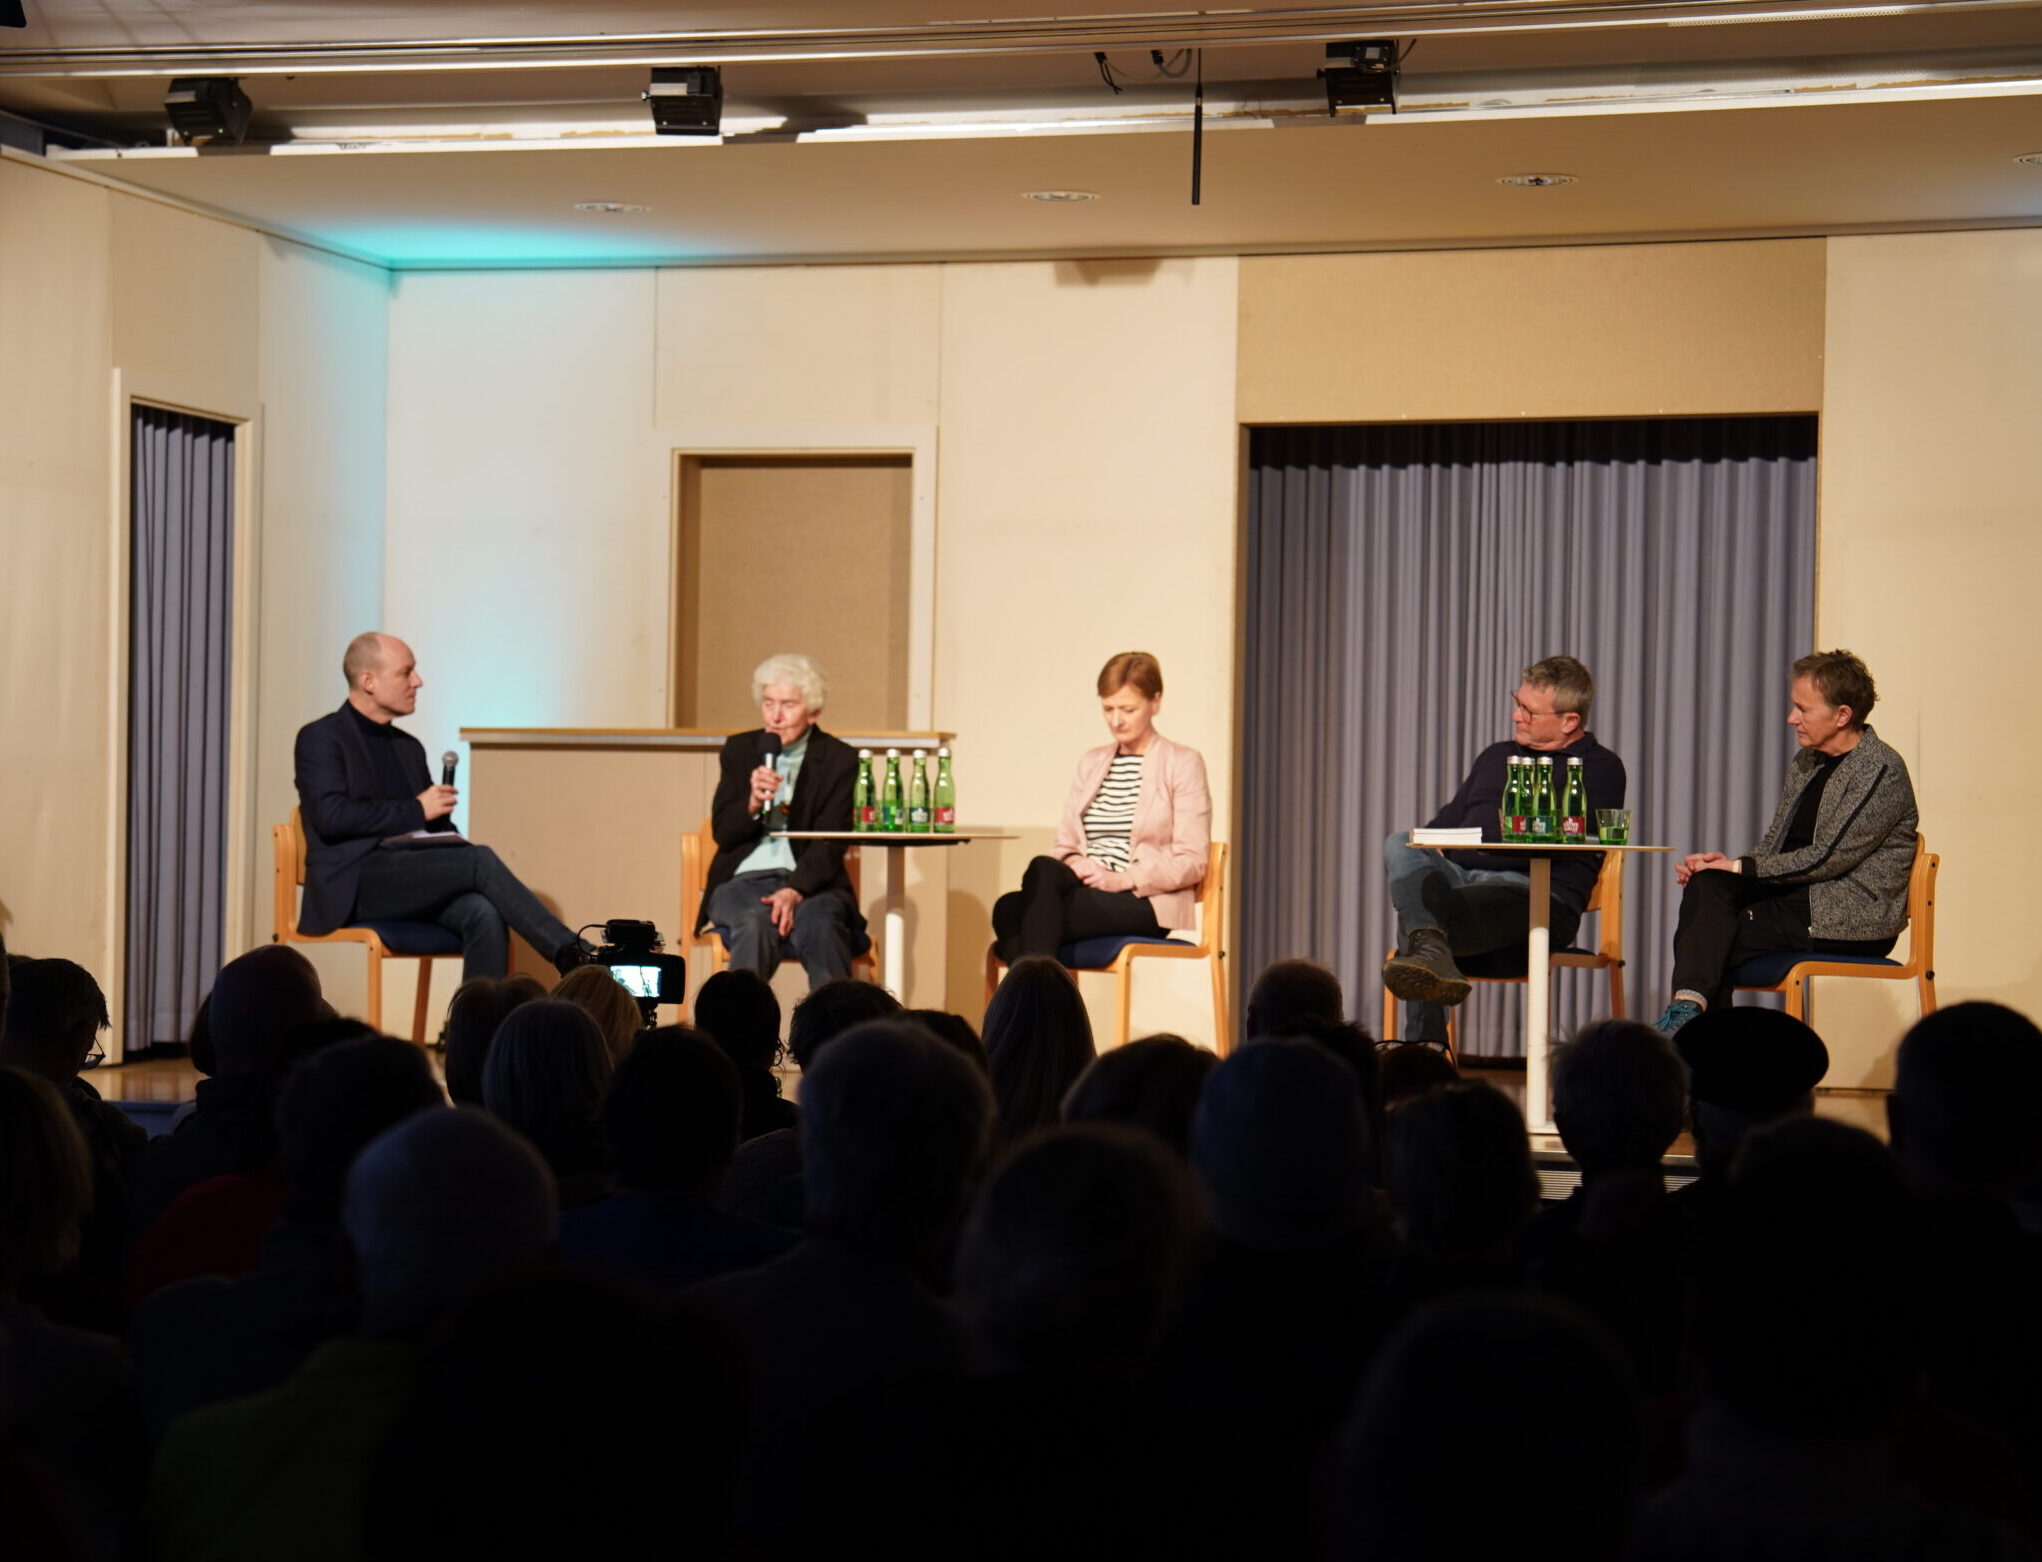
[
  {"x1": 1210, "y1": 953, "x2": 1230, "y2": 1057},
  {"x1": 1115, "y1": 967, "x2": 1133, "y2": 1051},
  {"x1": 365, "y1": 951, "x2": 384, "y2": 1032},
  {"x1": 1607, "y1": 963, "x2": 1626, "y2": 1021},
  {"x1": 1920, "y1": 971, "x2": 1937, "y2": 1017},
  {"x1": 412, "y1": 958, "x2": 433, "y2": 1046},
  {"x1": 1444, "y1": 1010, "x2": 1457, "y2": 1058},
  {"x1": 1381, "y1": 981, "x2": 1398, "y2": 1043}
]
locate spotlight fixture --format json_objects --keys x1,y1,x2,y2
[
  {"x1": 644, "y1": 67, "x2": 723, "y2": 137},
  {"x1": 164, "y1": 77, "x2": 253, "y2": 146},
  {"x1": 1320, "y1": 40, "x2": 1399, "y2": 116}
]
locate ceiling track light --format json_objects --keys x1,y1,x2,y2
[
  {"x1": 163, "y1": 77, "x2": 253, "y2": 145},
  {"x1": 1321, "y1": 40, "x2": 1400, "y2": 116},
  {"x1": 644, "y1": 66, "x2": 723, "y2": 136}
]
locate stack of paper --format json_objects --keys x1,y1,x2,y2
[{"x1": 1410, "y1": 828, "x2": 1486, "y2": 846}]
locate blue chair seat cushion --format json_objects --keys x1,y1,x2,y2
[
  {"x1": 346, "y1": 921, "x2": 464, "y2": 957},
  {"x1": 1057, "y1": 934, "x2": 1184, "y2": 970},
  {"x1": 1733, "y1": 950, "x2": 1903, "y2": 988}
]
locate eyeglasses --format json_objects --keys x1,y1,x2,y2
[{"x1": 81, "y1": 1041, "x2": 106, "y2": 1070}]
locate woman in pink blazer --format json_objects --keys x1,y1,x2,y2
[{"x1": 991, "y1": 651, "x2": 1212, "y2": 963}]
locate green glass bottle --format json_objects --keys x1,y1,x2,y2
[
  {"x1": 1530, "y1": 756, "x2": 1558, "y2": 843},
  {"x1": 933, "y1": 747, "x2": 956, "y2": 834},
  {"x1": 907, "y1": 753, "x2": 932, "y2": 833},
  {"x1": 880, "y1": 750, "x2": 904, "y2": 832},
  {"x1": 852, "y1": 750, "x2": 875, "y2": 833},
  {"x1": 1561, "y1": 756, "x2": 1589, "y2": 843},
  {"x1": 1501, "y1": 757, "x2": 1525, "y2": 841}
]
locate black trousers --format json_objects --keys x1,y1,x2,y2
[
  {"x1": 353, "y1": 843, "x2": 575, "y2": 983},
  {"x1": 1670, "y1": 869, "x2": 1895, "y2": 1011},
  {"x1": 992, "y1": 854, "x2": 1161, "y2": 963}
]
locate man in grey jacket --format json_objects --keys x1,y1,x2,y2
[{"x1": 1656, "y1": 650, "x2": 1918, "y2": 1037}]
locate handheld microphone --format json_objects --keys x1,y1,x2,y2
[
  {"x1": 754, "y1": 733, "x2": 784, "y2": 819},
  {"x1": 441, "y1": 751, "x2": 458, "y2": 788}
]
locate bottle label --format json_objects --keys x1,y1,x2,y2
[
  {"x1": 1509, "y1": 813, "x2": 1530, "y2": 839},
  {"x1": 934, "y1": 806, "x2": 956, "y2": 830},
  {"x1": 908, "y1": 805, "x2": 930, "y2": 829},
  {"x1": 857, "y1": 804, "x2": 876, "y2": 829},
  {"x1": 1561, "y1": 815, "x2": 1587, "y2": 840},
  {"x1": 1529, "y1": 814, "x2": 1554, "y2": 840}
]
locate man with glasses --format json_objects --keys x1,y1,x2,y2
[
  {"x1": 0, "y1": 956, "x2": 144, "y2": 1328},
  {"x1": 1381, "y1": 656, "x2": 1627, "y2": 1047}
]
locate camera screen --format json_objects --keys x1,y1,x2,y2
[{"x1": 608, "y1": 964, "x2": 662, "y2": 999}]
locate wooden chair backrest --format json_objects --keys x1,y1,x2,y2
[
  {"x1": 1583, "y1": 847, "x2": 1624, "y2": 964},
  {"x1": 1188, "y1": 841, "x2": 1228, "y2": 956},
  {"x1": 271, "y1": 809, "x2": 310, "y2": 941},
  {"x1": 1901, "y1": 834, "x2": 1937, "y2": 974}
]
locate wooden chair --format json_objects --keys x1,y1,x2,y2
[
  {"x1": 984, "y1": 841, "x2": 1231, "y2": 1055},
  {"x1": 1731, "y1": 833, "x2": 1939, "y2": 1024},
  {"x1": 679, "y1": 818, "x2": 878, "y2": 990},
  {"x1": 1381, "y1": 848, "x2": 1627, "y2": 1058},
  {"x1": 270, "y1": 808, "x2": 461, "y2": 1043}
]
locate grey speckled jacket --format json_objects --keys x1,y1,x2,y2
[{"x1": 1738, "y1": 725, "x2": 1919, "y2": 941}]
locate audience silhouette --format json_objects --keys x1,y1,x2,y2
[{"x1": 14, "y1": 928, "x2": 2042, "y2": 1562}]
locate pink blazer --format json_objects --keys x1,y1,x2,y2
[{"x1": 1053, "y1": 733, "x2": 1212, "y2": 931}]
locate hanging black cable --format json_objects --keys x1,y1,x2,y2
[{"x1": 1190, "y1": 48, "x2": 1204, "y2": 206}]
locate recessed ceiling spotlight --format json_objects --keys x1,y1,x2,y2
[
  {"x1": 572, "y1": 201, "x2": 650, "y2": 214},
  {"x1": 1022, "y1": 189, "x2": 1100, "y2": 203},
  {"x1": 2017, "y1": 153, "x2": 2042, "y2": 165},
  {"x1": 1497, "y1": 173, "x2": 1576, "y2": 188}
]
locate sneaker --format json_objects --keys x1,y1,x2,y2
[
  {"x1": 1654, "y1": 998, "x2": 1704, "y2": 1038},
  {"x1": 1382, "y1": 928, "x2": 1472, "y2": 1008}
]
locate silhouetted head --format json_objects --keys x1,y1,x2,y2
[
  {"x1": 440, "y1": 974, "x2": 546, "y2": 1107},
  {"x1": 1676, "y1": 1005, "x2": 1828, "y2": 1179},
  {"x1": 1699, "y1": 1114, "x2": 1915, "y2": 1432},
  {"x1": 904, "y1": 1009, "x2": 990, "y2": 1075},
  {"x1": 0, "y1": 1064, "x2": 92, "y2": 1293},
  {"x1": 343, "y1": 1108, "x2": 556, "y2": 1340},
  {"x1": 1377, "y1": 1043, "x2": 1460, "y2": 1108},
  {"x1": 984, "y1": 956, "x2": 1096, "y2": 1147},
  {"x1": 957, "y1": 1122, "x2": 1196, "y2": 1377},
  {"x1": 1060, "y1": 1033, "x2": 1217, "y2": 1158},
  {"x1": 787, "y1": 978, "x2": 902, "y2": 1072},
  {"x1": 1330, "y1": 1294, "x2": 1641, "y2": 1561},
  {"x1": 693, "y1": 969, "x2": 783, "y2": 1073},
  {"x1": 551, "y1": 964, "x2": 644, "y2": 1067},
  {"x1": 1244, "y1": 958, "x2": 1346, "y2": 1042},
  {"x1": 276, "y1": 1035, "x2": 446, "y2": 1224},
  {"x1": 1551, "y1": 1019, "x2": 1689, "y2": 1178},
  {"x1": 0, "y1": 957, "x2": 110, "y2": 1083},
  {"x1": 604, "y1": 1026, "x2": 742, "y2": 1196},
  {"x1": 207, "y1": 945, "x2": 332, "y2": 1076},
  {"x1": 481, "y1": 999, "x2": 613, "y2": 1183},
  {"x1": 363, "y1": 1276, "x2": 746, "y2": 1562},
  {"x1": 1191, "y1": 1038, "x2": 1368, "y2": 1249},
  {"x1": 1892, "y1": 1001, "x2": 2042, "y2": 1194},
  {"x1": 1386, "y1": 1082, "x2": 1539, "y2": 1265},
  {"x1": 801, "y1": 1019, "x2": 994, "y2": 1264}
]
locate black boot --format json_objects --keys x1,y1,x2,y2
[{"x1": 1381, "y1": 928, "x2": 1471, "y2": 1007}]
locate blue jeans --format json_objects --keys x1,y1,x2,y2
[
  {"x1": 705, "y1": 870, "x2": 856, "y2": 987},
  {"x1": 1383, "y1": 829, "x2": 1531, "y2": 1042}
]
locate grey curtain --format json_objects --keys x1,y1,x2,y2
[
  {"x1": 126, "y1": 406, "x2": 236, "y2": 1054},
  {"x1": 1242, "y1": 417, "x2": 1817, "y2": 1057}
]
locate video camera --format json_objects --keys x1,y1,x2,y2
[{"x1": 580, "y1": 919, "x2": 689, "y2": 1025}]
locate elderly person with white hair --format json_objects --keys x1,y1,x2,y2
[{"x1": 697, "y1": 653, "x2": 867, "y2": 986}]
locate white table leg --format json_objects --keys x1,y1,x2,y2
[
  {"x1": 882, "y1": 843, "x2": 908, "y2": 998},
  {"x1": 1525, "y1": 854, "x2": 1555, "y2": 1134}
]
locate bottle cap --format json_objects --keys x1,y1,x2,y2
[
  {"x1": 938, "y1": 746, "x2": 950, "y2": 757},
  {"x1": 886, "y1": 748, "x2": 900, "y2": 756},
  {"x1": 858, "y1": 748, "x2": 872, "y2": 758},
  {"x1": 1568, "y1": 756, "x2": 1583, "y2": 765},
  {"x1": 1539, "y1": 755, "x2": 1554, "y2": 764}
]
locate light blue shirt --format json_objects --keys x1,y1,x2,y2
[{"x1": 736, "y1": 729, "x2": 809, "y2": 877}]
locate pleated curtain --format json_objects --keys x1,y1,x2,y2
[
  {"x1": 126, "y1": 406, "x2": 236, "y2": 1054},
  {"x1": 1241, "y1": 416, "x2": 1817, "y2": 1057}
]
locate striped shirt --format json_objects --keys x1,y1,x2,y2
[{"x1": 1081, "y1": 753, "x2": 1145, "y2": 873}]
